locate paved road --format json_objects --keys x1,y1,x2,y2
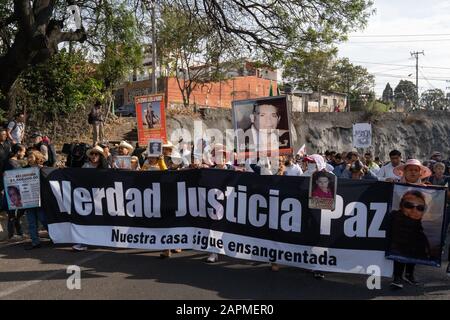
[{"x1": 0, "y1": 239, "x2": 449, "y2": 300}]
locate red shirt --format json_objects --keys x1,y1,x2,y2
[{"x1": 312, "y1": 187, "x2": 333, "y2": 198}]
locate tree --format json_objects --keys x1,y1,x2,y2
[
  {"x1": 0, "y1": 0, "x2": 374, "y2": 114},
  {"x1": 382, "y1": 83, "x2": 393, "y2": 104},
  {"x1": 19, "y1": 49, "x2": 103, "y2": 134},
  {"x1": 0, "y1": 0, "x2": 146, "y2": 112},
  {"x1": 168, "y1": 0, "x2": 374, "y2": 63},
  {"x1": 158, "y1": 4, "x2": 238, "y2": 108},
  {"x1": 283, "y1": 51, "x2": 375, "y2": 111},
  {"x1": 420, "y1": 89, "x2": 447, "y2": 110},
  {"x1": 394, "y1": 80, "x2": 417, "y2": 111},
  {"x1": 283, "y1": 48, "x2": 338, "y2": 92},
  {"x1": 332, "y1": 57, "x2": 375, "y2": 110},
  {"x1": 91, "y1": 2, "x2": 143, "y2": 115},
  {"x1": 0, "y1": 0, "x2": 87, "y2": 111}
]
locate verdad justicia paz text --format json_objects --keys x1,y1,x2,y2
[{"x1": 49, "y1": 180, "x2": 387, "y2": 237}]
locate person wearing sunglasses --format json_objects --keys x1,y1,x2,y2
[
  {"x1": 72, "y1": 146, "x2": 108, "y2": 252},
  {"x1": 388, "y1": 159, "x2": 433, "y2": 289},
  {"x1": 389, "y1": 190, "x2": 431, "y2": 289}
]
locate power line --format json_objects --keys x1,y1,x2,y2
[
  {"x1": 349, "y1": 33, "x2": 450, "y2": 38},
  {"x1": 370, "y1": 72, "x2": 449, "y2": 82},
  {"x1": 419, "y1": 69, "x2": 438, "y2": 90},
  {"x1": 345, "y1": 38, "x2": 450, "y2": 44},
  {"x1": 350, "y1": 60, "x2": 450, "y2": 70}
]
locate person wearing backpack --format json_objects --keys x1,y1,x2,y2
[
  {"x1": 31, "y1": 132, "x2": 48, "y2": 161},
  {"x1": 89, "y1": 100, "x2": 104, "y2": 146},
  {"x1": 7, "y1": 112, "x2": 26, "y2": 145},
  {"x1": 31, "y1": 132, "x2": 57, "y2": 167}
]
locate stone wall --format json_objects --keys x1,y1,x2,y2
[{"x1": 166, "y1": 110, "x2": 450, "y2": 161}]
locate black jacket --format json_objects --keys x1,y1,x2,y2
[
  {"x1": 0, "y1": 141, "x2": 11, "y2": 173},
  {"x1": 388, "y1": 210, "x2": 431, "y2": 260}
]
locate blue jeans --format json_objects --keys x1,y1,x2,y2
[{"x1": 26, "y1": 208, "x2": 48, "y2": 246}]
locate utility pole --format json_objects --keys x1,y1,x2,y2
[
  {"x1": 410, "y1": 51, "x2": 424, "y2": 108},
  {"x1": 150, "y1": 0, "x2": 157, "y2": 94}
]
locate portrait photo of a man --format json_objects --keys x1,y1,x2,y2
[
  {"x1": 232, "y1": 96, "x2": 291, "y2": 154},
  {"x1": 141, "y1": 101, "x2": 161, "y2": 129}
]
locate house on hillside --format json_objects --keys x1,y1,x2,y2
[{"x1": 288, "y1": 89, "x2": 347, "y2": 113}]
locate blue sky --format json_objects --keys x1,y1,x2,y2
[{"x1": 338, "y1": 0, "x2": 450, "y2": 97}]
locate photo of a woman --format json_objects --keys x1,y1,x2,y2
[{"x1": 389, "y1": 190, "x2": 431, "y2": 261}]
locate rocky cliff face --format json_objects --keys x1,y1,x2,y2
[{"x1": 166, "y1": 110, "x2": 450, "y2": 161}]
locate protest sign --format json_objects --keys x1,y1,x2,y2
[
  {"x1": 135, "y1": 94, "x2": 167, "y2": 145},
  {"x1": 4, "y1": 167, "x2": 41, "y2": 209},
  {"x1": 353, "y1": 123, "x2": 372, "y2": 148},
  {"x1": 41, "y1": 168, "x2": 405, "y2": 276},
  {"x1": 386, "y1": 183, "x2": 448, "y2": 266}
]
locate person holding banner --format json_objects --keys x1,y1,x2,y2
[
  {"x1": 72, "y1": 146, "x2": 108, "y2": 251},
  {"x1": 424, "y1": 162, "x2": 450, "y2": 276},
  {"x1": 389, "y1": 190, "x2": 431, "y2": 288},
  {"x1": 204, "y1": 148, "x2": 235, "y2": 263},
  {"x1": 23, "y1": 150, "x2": 48, "y2": 250},
  {"x1": 82, "y1": 146, "x2": 109, "y2": 169},
  {"x1": 389, "y1": 159, "x2": 432, "y2": 289},
  {"x1": 7, "y1": 186, "x2": 22, "y2": 208},
  {"x1": 4, "y1": 144, "x2": 27, "y2": 240}
]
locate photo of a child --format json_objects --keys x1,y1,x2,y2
[
  {"x1": 309, "y1": 171, "x2": 337, "y2": 210},
  {"x1": 311, "y1": 172, "x2": 334, "y2": 198}
]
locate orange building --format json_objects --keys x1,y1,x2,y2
[
  {"x1": 165, "y1": 76, "x2": 278, "y2": 108},
  {"x1": 116, "y1": 75, "x2": 278, "y2": 109}
]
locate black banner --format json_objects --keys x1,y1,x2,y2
[{"x1": 41, "y1": 168, "x2": 427, "y2": 276}]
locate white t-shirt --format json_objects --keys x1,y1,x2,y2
[
  {"x1": 284, "y1": 164, "x2": 303, "y2": 176},
  {"x1": 376, "y1": 162, "x2": 402, "y2": 181},
  {"x1": 7, "y1": 121, "x2": 25, "y2": 143}
]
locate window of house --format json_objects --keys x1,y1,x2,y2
[
  {"x1": 333, "y1": 99, "x2": 337, "y2": 106},
  {"x1": 323, "y1": 98, "x2": 328, "y2": 106}
]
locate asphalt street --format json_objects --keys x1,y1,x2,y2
[{"x1": 0, "y1": 238, "x2": 449, "y2": 300}]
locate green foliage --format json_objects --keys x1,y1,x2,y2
[
  {"x1": 158, "y1": 4, "x2": 239, "y2": 107},
  {"x1": 420, "y1": 89, "x2": 448, "y2": 110},
  {"x1": 283, "y1": 48, "x2": 338, "y2": 92},
  {"x1": 283, "y1": 50, "x2": 375, "y2": 107},
  {"x1": 394, "y1": 80, "x2": 417, "y2": 110},
  {"x1": 19, "y1": 50, "x2": 103, "y2": 117},
  {"x1": 382, "y1": 83, "x2": 394, "y2": 103},
  {"x1": 94, "y1": 3, "x2": 143, "y2": 89},
  {"x1": 368, "y1": 100, "x2": 389, "y2": 113},
  {"x1": 333, "y1": 57, "x2": 375, "y2": 95}
]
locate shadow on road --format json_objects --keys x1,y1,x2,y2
[{"x1": 0, "y1": 240, "x2": 449, "y2": 299}]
